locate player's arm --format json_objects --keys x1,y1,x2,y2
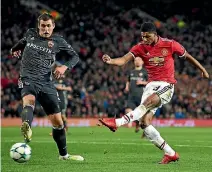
[
  {"x1": 102, "y1": 52, "x2": 134, "y2": 66},
  {"x1": 60, "y1": 86, "x2": 72, "y2": 91},
  {"x1": 10, "y1": 28, "x2": 34, "y2": 57},
  {"x1": 136, "y1": 80, "x2": 148, "y2": 86},
  {"x1": 137, "y1": 74, "x2": 148, "y2": 85},
  {"x1": 10, "y1": 38, "x2": 26, "y2": 58},
  {"x1": 184, "y1": 52, "x2": 209, "y2": 78},
  {"x1": 173, "y1": 41, "x2": 209, "y2": 79},
  {"x1": 125, "y1": 81, "x2": 130, "y2": 92},
  {"x1": 59, "y1": 38, "x2": 79, "y2": 69},
  {"x1": 54, "y1": 38, "x2": 79, "y2": 79},
  {"x1": 55, "y1": 83, "x2": 72, "y2": 91},
  {"x1": 55, "y1": 84, "x2": 64, "y2": 90}
]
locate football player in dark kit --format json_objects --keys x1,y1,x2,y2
[
  {"x1": 125, "y1": 57, "x2": 148, "y2": 132},
  {"x1": 49, "y1": 63, "x2": 72, "y2": 136},
  {"x1": 11, "y1": 13, "x2": 84, "y2": 161},
  {"x1": 54, "y1": 74, "x2": 72, "y2": 133}
]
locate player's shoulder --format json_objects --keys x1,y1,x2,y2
[
  {"x1": 52, "y1": 33, "x2": 66, "y2": 42},
  {"x1": 159, "y1": 37, "x2": 176, "y2": 46},
  {"x1": 25, "y1": 28, "x2": 37, "y2": 37}
]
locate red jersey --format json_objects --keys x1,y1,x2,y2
[{"x1": 130, "y1": 37, "x2": 186, "y2": 84}]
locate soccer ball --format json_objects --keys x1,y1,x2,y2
[{"x1": 10, "y1": 143, "x2": 31, "y2": 163}]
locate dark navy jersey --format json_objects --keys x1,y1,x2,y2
[
  {"x1": 11, "y1": 28, "x2": 79, "y2": 83},
  {"x1": 128, "y1": 68, "x2": 148, "y2": 97}
]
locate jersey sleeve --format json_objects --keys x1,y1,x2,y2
[
  {"x1": 129, "y1": 44, "x2": 142, "y2": 58},
  {"x1": 58, "y1": 37, "x2": 79, "y2": 69},
  {"x1": 172, "y1": 40, "x2": 186, "y2": 58},
  {"x1": 10, "y1": 28, "x2": 36, "y2": 52}
]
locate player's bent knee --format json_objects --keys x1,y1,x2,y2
[
  {"x1": 48, "y1": 113, "x2": 63, "y2": 127},
  {"x1": 125, "y1": 108, "x2": 133, "y2": 114},
  {"x1": 23, "y1": 94, "x2": 36, "y2": 107},
  {"x1": 143, "y1": 93, "x2": 161, "y2": 109}
]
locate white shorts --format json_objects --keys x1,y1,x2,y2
[{"x1": 140, "y1": 81, "x2": 174, "y2": 114}]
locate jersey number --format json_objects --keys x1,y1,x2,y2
[{"x1": 153, "y1": 86, "x2": 160, "y2": 91}]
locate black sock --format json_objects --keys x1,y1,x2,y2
[
  {"x1": 21, "y1": 106, "x2": 34, "y2": 127},
  {"x1": 52, "y1": 127, "x2": 67, "y2": 156}
]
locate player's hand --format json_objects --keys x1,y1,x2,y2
[
  {"x1": 11, "y1": 50, "x2": 21, "y2": 58},
  {"x1": 53, "y1": 65, "x2": 68, "y2": 79},
  {"x1": 124, "y1": 87, "x2": 129, "y2": 93},
  {"x1": 66, "y1": 86, "x2": 72, "y2": 92},
  {"x1": 201, "y1": 70, "x2": 209, "y2": 79},
  {"x1": 102, "y1": 54, "x2": 113, "y2": 64}
]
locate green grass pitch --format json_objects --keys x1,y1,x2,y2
[{"x1": 1, "y1": 127, "x2": 212, "y2": 172}]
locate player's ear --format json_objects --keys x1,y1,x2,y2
[{"x1": 52, "y1": 22, "x2": 55, "y2": 29}]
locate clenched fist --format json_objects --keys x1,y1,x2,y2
[{"x1": 102, "y1": 54, "x2": 113, "y2": 64}]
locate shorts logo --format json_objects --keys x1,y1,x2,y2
[
  {"x1": 130, "y1": 114, "x2": 133, "y2": 119},
  {"x1": 48, "y1": 41, "x2": 54, "y2": 48},
  {"x1": 161, "y1": 48, "x2": 168, "y2": 56}
]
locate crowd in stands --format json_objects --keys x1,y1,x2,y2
[{"x1": 1, "y1": 0, "x2": 211, "y2": 119}]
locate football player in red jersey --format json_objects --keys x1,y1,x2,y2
[{"x1": 99, "y1": 22, "x2": 209, "y2": 164}]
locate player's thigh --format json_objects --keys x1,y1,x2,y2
[
  {"x1": 141, "y1": 81, "x2": 174, "y2": 108},
  {"x1": 19, "y1": 79, "x2": 38, "y2": 106},
  {"x1": 38, "y1": 85, "x2": 61, "y2": 115}
]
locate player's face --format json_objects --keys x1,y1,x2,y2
[
  {"x1": 134, "y1": 57, "x2": 143, "y2": 67},
  {"x1": 38, "y1": 19, "x2": 55, "y2": 38},
  {"x1": 141, "y1": 32, "x2": 156, "y2": 45}
]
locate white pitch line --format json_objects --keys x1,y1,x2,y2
[{"x1": 2, "y1": 140, "x2": 212, "y2": 148}]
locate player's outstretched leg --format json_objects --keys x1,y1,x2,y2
[
  {"x1": 49, "y1": 113, "x2": 84, "y2": 161},
  {"x1": 99, "y1": 104, "x2": 148, "y2": 132},
  {"x1": 20, "y1": 95, "x2": 35, "y2": 143},
  {"x1": 141, "y1": 113, "x2": 179, "y2": 164}
]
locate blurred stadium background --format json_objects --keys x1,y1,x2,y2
[{"x1": 1, "y1": 0, "x2": 212, "y2": 127}]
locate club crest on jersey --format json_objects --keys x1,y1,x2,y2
[
  {"x1": 161, "y1": 48, "x2": 168, "y2": 56},
  {"x1": 139, "y1": 73, "x2": 143, "y2": 76},
  {"x1": 48, "y1": 41, "x2": 54, "y2": 48}
]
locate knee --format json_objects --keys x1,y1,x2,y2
[
  {"x1": 125, "y1": 108, "x2": 132, "y2": 114},
  {"x1": 23, "y1": 95, "x2": 36, "y2": 107},
  {"x1": 49, "y1": 113, "x2": 63, "y2": 127}
]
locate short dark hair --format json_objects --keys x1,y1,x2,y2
[
  {"x1": 140, "y1": 22, "x2": 156, "y2": 32},
  {"x1": 37, "y1": 13, "x2": 55, "y2": 25}
]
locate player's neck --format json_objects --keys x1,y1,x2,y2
[
  {"x1": 135, "y1": 66, "x2": 142, "y2": 70},
  {"x1": 152, "y1": 36, "x2": 159, "y2": 45}
]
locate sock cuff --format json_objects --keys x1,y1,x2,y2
[
  {"x1": 144, "y1": 125, "x2": 154, "y2": 132},
  {"x1": 138, "y1": 104, "x2": 147, "y2": 112},
  {"x1": 23, "y1": 105, "x2": 35, "y2": 110},
  {"x1": 52, "y1": 125, "x2": 64, "y2": 130}
]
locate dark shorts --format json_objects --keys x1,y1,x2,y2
[
  {"x1": 58, "y1": 91, "x2": 67, "y2": 115},
  {"x1": 126, "y1": 95, "x2": 141, "y2": 110},
  {"x1": 19, "y1": 78, "x2": 60, "y2": 115}
]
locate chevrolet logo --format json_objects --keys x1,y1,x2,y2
[{"x1": 149, "y1": 57, "x2": 164, "y2": 63}]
